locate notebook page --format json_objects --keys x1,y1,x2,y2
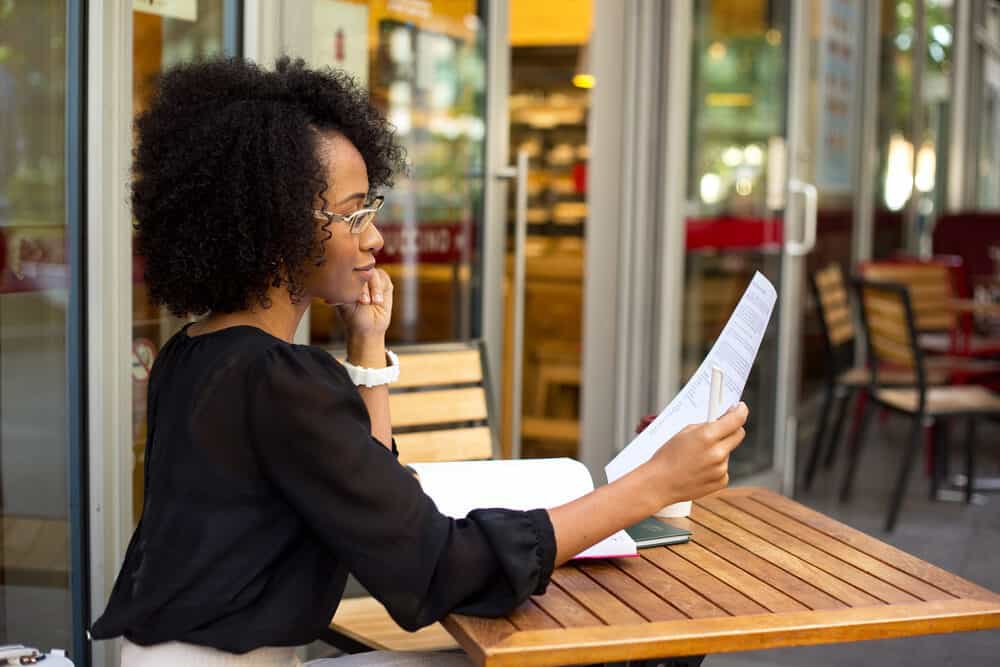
[
  {"x1": 410, "y1": 458, "x2": 637, "y2": 559},
  {"x1": 605, "y1": 272, "x2": 777, "y2": 483}
]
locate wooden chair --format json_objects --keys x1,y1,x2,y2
[
  {"x1": 840, "y1": 279, "x2": 1000, "y2": 531},
  {"x1": 803, "y1": 264, "x2": 867, "y2": 491},
  {"x1": 326, "y1": 341, "x2": 496, "y2": 653},
  {"x1": 803, "y1": 264, "x2": 960, "y2": 491},
  {"x1": 859, "y1": 258, "x2": 1000, "y2": 359}
]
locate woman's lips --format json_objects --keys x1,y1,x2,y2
[{"x1": 354, "y1": 262, "x2": 376, "y2": 280}]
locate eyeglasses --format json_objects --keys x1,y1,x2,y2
[{"x1": 313, "y1": 195, "x2": 385, "y2": 235}]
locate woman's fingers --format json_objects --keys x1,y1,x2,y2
[
  {"x1": 371, "y1": 269, "x2": 384, "y2": 304},
  {"x1": 704, "y1": 402, "x2": 748, "y2": 441},
  {"x1": 361, "y1": 268, "x2": 391, "y2": 306}
]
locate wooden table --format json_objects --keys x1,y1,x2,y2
[
  {"x1": 950, "y1": 298, "x2": 1000, "y2": 317},
  {"x1": 444, "y1": 488, "x2": 1000, "y2": 667}
]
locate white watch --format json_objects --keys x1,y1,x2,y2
[{"x1": 342, "y1": 349, "x2": 400, "y2": 387}]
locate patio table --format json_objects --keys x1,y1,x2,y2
[
  {"x1": 950, "y1": 298, "x2": 1000, "y2": 318},
  {"x1": 442, "y1": 487, "x2": 1000, "y2": 667}
]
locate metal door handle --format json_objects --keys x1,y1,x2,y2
[
  {"x1": 494, "y1": 150, "x2": 529, "y2": 459},
  {"x1": 786, "y1": 179, "x2": 817, "y2": 256}
]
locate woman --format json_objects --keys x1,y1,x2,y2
[{"x1": 92, "y1": 57, "x2": 748, "y2": 666}]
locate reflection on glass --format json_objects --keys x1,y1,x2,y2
[
  {"x1": 308, "y1": 2, "x2": 486, "y2": 347},
  {"x1": 688, "y1": 2, "x2": 786, "y2": 219},
  {"x1": 874, "y1": 0, "x2": 953, "y2": 252},
  {"x1": 508, "y1": 42, "x2": 590, "y2": 460},
  {"x1": 131, "y1": 1, "x2": 228, "y2": 525},
  {"x1": 0, "y1": 0, "x2": 73, "y2": 651},
  {"x1": 682, "y1": 1, "x2": 789, "y2": 478}
]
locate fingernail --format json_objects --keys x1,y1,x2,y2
[
  {"x1": 374, "y1": 292, "x2": 383, "y2": 304},
  {"x1": 361, "y1": 293, "x2": 370, "y2": 304}
]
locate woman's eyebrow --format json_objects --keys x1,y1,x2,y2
[{"x1": 334, "y1": 192, "x2": 368, "y2": 206}]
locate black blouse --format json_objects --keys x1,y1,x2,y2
[{"x1": 91, "y1": 325, "x2": 556, "y2": 653}]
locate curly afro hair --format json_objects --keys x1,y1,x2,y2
[{"x1": 132, "y1": 56, "x2": 406, "y2": 316}]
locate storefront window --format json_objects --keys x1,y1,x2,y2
[
  {"x1": 508, "y1": 42, "x2": 589, "y2": 459},
  {"x1": 977, "y1": 4, "x2": 1000, "y2": 209},
  {"x1": 131, "y1": 1, "x2": 234, "y2": 525},
  {"x1": 306, "y1": 1, "x2": 486, "y2": 347},
  {"x1": 873, "y1": 0, "x2": 953, "y2": 255},
  {"x1": 683, "y1": 0, "x2": 789, "y2": 478},
  {"x1": 0, "y1": 0, "x2": 76, "y2": 652}
]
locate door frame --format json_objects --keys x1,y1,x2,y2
[
  {"x1": 86, "y1": 2, "x2": 134, "y2": 665},
  {"x1": 481, "y1": 0, "x2": 511, "y2": 438}
]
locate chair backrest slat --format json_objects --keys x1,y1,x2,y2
[
  {"x1": 394, "y1": 427, "x2": 492, "y2": 464},
  {"x1": 390, "y1": 387, "x2": 488, "y2": 428},
  {"x1": 394, "y1": 349, "x2": 482, "y2": 388},
  {"x1": 811, "y1": 264, "x2": 856, "y2": 356},
  {"x1": 854, "y1": 279, "x2": 926, "y2": 403},
  {"x1": 860, "y1": 262, "x2": 955, "y2": 332},
  {"x1": 331, "y1": 342, "x2": 496, "y2": 464}
]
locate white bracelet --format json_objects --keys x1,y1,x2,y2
[{"x1": 342, "y1": 349, "x2": 400, "y2": 387}]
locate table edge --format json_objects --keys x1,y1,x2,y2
[{"x1": 458, "y1": 598, "x2": 1000, "y2": 667}]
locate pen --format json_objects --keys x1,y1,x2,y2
[{"x1": 708, "y1": 366, "x2": 724, "y2": 422}]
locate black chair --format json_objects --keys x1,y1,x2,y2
[
  {"x1": 841, "y1": 279, "x2": 1000, "y2": 531},
  {"x1": 803, "y1": 264, "x2": 938, "y2": 491}
]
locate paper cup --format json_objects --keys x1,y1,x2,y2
[{"x1": 655, "y1": 500, "x2": 692, "y2": 518}]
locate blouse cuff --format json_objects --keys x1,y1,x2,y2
[
  {"x1": 525, "y1": 509, "x2": 556, "y2": 595},
  {"x1": 468, "y1": 507, "x2": 556, "y2": 602}
]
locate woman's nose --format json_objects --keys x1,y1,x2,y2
[{"x1": 360, "y1": 223, "x2": 384, "y2": 255}]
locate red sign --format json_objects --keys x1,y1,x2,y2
[{"x1": 376, "y1": 222, "x2": 474, "y2": 264}]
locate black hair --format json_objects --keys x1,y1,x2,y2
[{"x1": 132, "y1": 56, "x2": 406, "y2": 316}]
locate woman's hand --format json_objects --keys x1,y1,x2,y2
[
  {"x1": 644, "y1": 403, "x2": 749, "y2": 508},
  {"x1": 547, "y1": 403, "x2": 749, "y2": 566},
  {"x1": 337, "y1": 268, "x2": 394, "y2": 343}
]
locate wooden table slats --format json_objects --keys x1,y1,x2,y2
[
  {"x1": 640, "y1": 546, "x2": 769, "y2": 616},
  {"x1": 444, "y1": 488, "x2": 1000, "y2": 666},
  {"x1": 550, "y1": 568, "x2": 646, "y2": 625},
  {"x1": 506, "y1": 600, "x2": 561, "y2": 632},
  {"x1": 745, "y1": 493, "x2": 1000, "y2": 602},
  {"x1": 528, "y1": 577, "x2": 604, "y2": 628},
  {"x1": 723, "y1": 495, "x2": 955, "y2": 601},
  {"x1": 666, "y1": 541, "x2": 809, "y2": 613},
  {"x1": 576, "y1": 560, "x2": 688, "y2": 622},
  {"x1": 667, "y1": 515, "x2": 849, "y2": 610},
  {"x1": 613, "y1": 556, "x2": 728, "y2": 620},
  {"x1": 694, "y1": 498, "x2": 918, "y2": 605}
]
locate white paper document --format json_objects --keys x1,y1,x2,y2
[
  {"x1": 410, "y1": 458, "x2": 638, "y2": 559},
  {"x1": 605, "y1": 271, "x2": 778, "y2": 483}
]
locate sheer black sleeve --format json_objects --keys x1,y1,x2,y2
[{"x1": 247, "y1": 345, "x2": 555, "y2": 630}]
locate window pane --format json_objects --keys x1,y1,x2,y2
[
  {"x1": 682, "y1": 0, "x2": 789, "y2": 478},
  {"x1": 131, "y1": 2, "x2": 231, "y2": 526},
  {"x1": 306, "y1": 1, "x2": 487, "y2": 346},
  {"x1": 0, "y1": 0, "x2": 74, "y2": 651}
]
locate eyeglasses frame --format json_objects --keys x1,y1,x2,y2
[{"x1": 313, "y1": 195, "x2": 385, "y2": 234}]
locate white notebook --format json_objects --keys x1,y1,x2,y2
[{"x1": 410, "y1": 458, "x2": 638, "y2": 560}]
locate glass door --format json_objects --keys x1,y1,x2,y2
[
  {"x1": 0, "y1": 0, "x2": 84, "y2": 656},
  {"x1": 682, "y1": 0, "x2": 864, "y2": 490},
  {"x1": 306, "y1": 1, "x2": 487, "y2": 348},
  {"x1": 501, "y1": 1, "x2": 592, "y2": 460},
  {"x1": 131, "y1": 1, "x2": 238, "y2": 525}
]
